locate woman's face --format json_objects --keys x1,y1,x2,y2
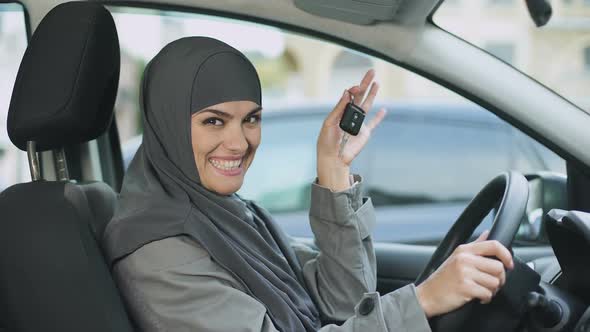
[{"x1": 191, "y1": 100, "x2": 262, "y2": 195}]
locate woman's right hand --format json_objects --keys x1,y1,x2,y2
[{"x1": 415, "y1": 231, "x2": 514, "y2": 318}]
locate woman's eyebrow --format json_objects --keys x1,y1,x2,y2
[
  {"x1": 198, "y1": 106, "x2": 262, "y2": 119},
  {"x1": 199, "y1": 109, "x2": 232, "y2": 118},
  {"x1": 246, "y1": 106, "x2": 263, "y2": 117}
]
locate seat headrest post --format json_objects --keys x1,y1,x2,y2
[
  {"x1": 53, "y1": 148, "x2": 69, "y2": 181},
  {"x1": 26, "y1": 141, "x2": 41, "y2": 181}
]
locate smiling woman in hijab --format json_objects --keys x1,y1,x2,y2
[{"x1": 103, "y1": 37, "x2": 514, "y2": 332}]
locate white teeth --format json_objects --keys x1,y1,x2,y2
[{"x1": 209, "y1": 158, "x2": 242, "y2": 171}]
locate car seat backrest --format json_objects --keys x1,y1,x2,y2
[{"x1": 0, "y1": 2, "x2": 134, "y2": 331}]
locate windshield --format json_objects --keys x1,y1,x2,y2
[{"x1": 434, "y1": 0, "x2": 590, "y2": 112}]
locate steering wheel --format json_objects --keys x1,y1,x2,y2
[{"x1": 415, "y1": 171, "x2": 529, "y2": 331}]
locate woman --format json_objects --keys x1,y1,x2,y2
[{"x1": 103, "y1": 37, "x2": 513, "y2": 332}]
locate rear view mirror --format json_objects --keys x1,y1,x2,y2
[{"x1": 525, "y1": 0, "x2": 552, "y2": 27}]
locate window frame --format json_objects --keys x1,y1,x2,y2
[
  {"x1": 0, "y1": 1, "x2": 32, "y2": 38},
  {"x1": 0, "y1": 1, "x2": 32, "y2": 189}
]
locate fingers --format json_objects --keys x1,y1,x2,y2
[
  {"x1": 475, "y1": 230, "x2": 490, "y2": 242},
  {"x1": 324, "y1": 89, "x2": 352, "y2": 126},
  {"x1": 459, "y1": 266, "x2": 500, "y2": 304},
  {"x1": 468, "y1": 281, "x2": 494, "y2": 304},
  {"x1": 326, "y1": 69, "x2": 378, "y2": 127},
  {"x1": 361, "y1": 82, "x2": 379, "y2": 113},
  {"x1": 472, "y1": 256, "x2": 506, "y2": 286},
  {"x1": 470, "y1": 267, "x2": 502, "y2": 293},
  {"x1": 458, "y1": 239, "x2": 514, "y2": 270},
  {"x1": 351, "y1": 69, "x2": 375, "y2": 102},
  {"x1": 450, "y1": 239, "x2": 510, "y2": 306},
  {"x1": 365, "y1": 108, "x2": 387, "y2": 131}
]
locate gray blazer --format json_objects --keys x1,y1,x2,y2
[{"x1": 113, "y1": 178, "x2": 431, "y2": 331}]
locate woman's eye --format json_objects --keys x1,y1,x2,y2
[
  {"x1": 203, "y1": 118, "x2": 224, "y2": 126},
  {"x1": 245, "y1": 114, "x2": 261, "y2": 124}
]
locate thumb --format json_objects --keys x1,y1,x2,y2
[{"x1": 474, "y1": 230, "x2": 490, "y2": 243}]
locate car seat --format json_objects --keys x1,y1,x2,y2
[{"x1": 0, "y1": 2, "x2": 134, "y2": 331}]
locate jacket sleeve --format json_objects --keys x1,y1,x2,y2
[
  {"x1": 290, "y1": 174, "x2": 377, "y2": 321},
  {"x1": 290, "y1": 174, "x2": 431, "y2": 331},
  {"x1": 113, "y1": 236, "x2": 430, "y2": 332}
]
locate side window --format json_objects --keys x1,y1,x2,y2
[
  {"x1": 108, "y1": 6, "x2": 566, "y2": 244},
  {"x1": 367, "y1": 113, "x2": 511, "y2": 207},
  {"x1": 243, "y1": 116, "x2": 319, "y2": 214},
  {"x1": 0, "y1": 3, "x2": 29, "y2": 191},
  {"x1": 512, "y1": 130, "x2": 567, "y2": 175}
]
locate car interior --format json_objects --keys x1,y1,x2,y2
[
  {"x1": 1, "y1": 0, "x2": 590, "y2": 331},
  {"x1": 0, "y1": 3, "x2": 133, "y2": 331}
]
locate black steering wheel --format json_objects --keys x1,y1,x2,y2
[{"x1": 416, "y1": 171, "x2": 529, "y2": 331}]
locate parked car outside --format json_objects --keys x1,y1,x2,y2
[{"x1": 122, "y1": 101, "x2": 566, "y2": 244}]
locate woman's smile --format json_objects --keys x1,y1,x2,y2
[{"x1": 208, "y1": 156, "x2": 244, "y2": 176}]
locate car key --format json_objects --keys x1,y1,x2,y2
[{"x1": 338, "y1": 96, "x2": 365, "y2": 157}]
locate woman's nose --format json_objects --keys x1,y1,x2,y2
[{"x1": 223, "y1": 126, "x2": 248, "y2": 152}]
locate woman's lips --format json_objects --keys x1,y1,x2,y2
[{"x1": 208, "y1": 157, "x2": 244, "y2": 176}]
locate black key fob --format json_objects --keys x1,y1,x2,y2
[{"x1": 339, "y1": 102, "x2": 365, "y2": 136}]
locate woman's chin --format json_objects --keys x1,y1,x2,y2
[
  {"x1": 199, "y1": 165, "x2": 249, "y2": 196},
  {"x1": 216, "y1": 187, "x2": 240, "y2": 196},
  {"x1": 203, "y1": 179, "x2": 243, "y2": 196}
]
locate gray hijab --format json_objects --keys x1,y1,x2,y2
[{"x1": 103, "y1": 37, "x2": 321, "y2": 331}]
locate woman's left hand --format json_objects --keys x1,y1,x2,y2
[{"x1": 316, "y1": 69, "x2": 386, "y2": 191}]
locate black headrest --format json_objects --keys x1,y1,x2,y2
[{"x1": 7, "y1": 2, "x2": 120, "y2": 152}]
